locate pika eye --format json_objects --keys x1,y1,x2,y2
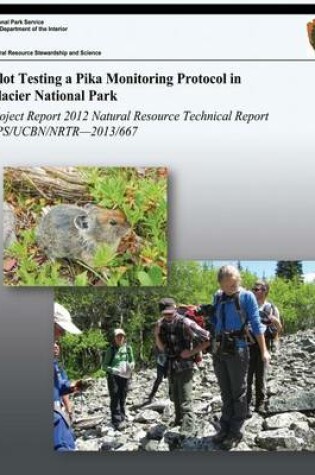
[{"x1": 109, "y1": 219, "x2": 117, "y2": 226}]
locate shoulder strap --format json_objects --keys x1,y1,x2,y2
[
  {"x1": 108, "y1": 345, "x2": 116, "y2": 366},
  {"x1": 126, "y1": 345, "x2": 132, "y2": 361},
  {"x1": 233, "y1": 291, "x2": 248, "y2": 330},
  {"x1": 262, "y1": 302, "x2": 272, "y2": 314}
]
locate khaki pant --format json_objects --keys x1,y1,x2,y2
[{"x1": 169, "y1": 368, "x2": 194, "y2": 434}]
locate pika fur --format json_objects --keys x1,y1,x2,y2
[{"x1": 37, "y1": 204, "x2": 131, "y2": 263}]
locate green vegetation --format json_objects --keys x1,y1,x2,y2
[
  {"x1": 55, "y1": 261, "x2": 315, "y2": 378},
  {"x1": 4, "y1": 166, "x2": 167, "y2": 287}
]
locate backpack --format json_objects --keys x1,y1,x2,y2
[
  {"x1": 184, "y1": 307, "x2": 205, "y2": 328},
  {"x1": 159, "y1": 315, "x2": 190, "y2": 355},
  {"x1": 105, "y1": 344, "x2": 133, "y2": 386},
  {"x1": 260, "y1": 302, "x2": 282, "y2": 340},
  {"x1": 213, "y1": 290, "x2": 249, "y2": 336},
  {"x1": 184, "y1": 307, "x2": 206, "y2": 363}
]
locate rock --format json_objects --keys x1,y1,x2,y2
[
  {"x1": 157, "y1": 439, "x2": 170, "y2": 451},
  {"x1": 133, "y1": 429, "x2": 147, "y2": 442},
  {"x1": 81, "y1": 428, "x2": 102, "y2": 439},
  {"x1": 195, "y1": 421, "x2": 216, "y2": 438},
  {"x1": 290, "y1": 421, "x2": 310, "y2": 438},
  {"x1": 146, "y1": 423, "x2": 168, "y2": 440},
  {"x1": 180, "y1": 437, "x2": 203, "y2": 451},
  {"x1": 301, "y1": 337, "x2": 315, "y2": 352},
  {"x1": 209, "y1": 396, "x2": 222, "y2": 411},
  {"x1": 141, "y1": 439, "x2": 160, "y2": 451},
  {"x1": 69, "y1": 329, "x2": 315, "y2": 452},
  {"x1": 256, "y1": 429, "x2": 304, "y2": 451},
  {"x1": 134, "y1": 409, "x2": 160, "y2": 423},
  {"x1": 307, "y1": 417, "x2": 315, "y2": 428},
  {"x1": 75, "y1": 438, "x2": 100, "y2": 451},
  {"x1": 264, "y1": 412, "x2": 307, "y2": 430},
  {"x1": 267, "y1": 392, "x2": 315, "y2": 413},
  {"x1": 267, "y1": 380, "x2": 279, "y2": 396},
  {"x1": 116, "y1": 442, "x2": 139, "y2": 451},
  {"x1": 100, "y1": 439, "x2": 124, "y2": 451},
  {"x1": 230, "y1": 440, "x2": 252, "y2": 451},
  {"x1": 245, "y1": 412, "x2": 264, "y2": 433},
  {"x1": 144, "y1": 399, "x2": 171, "y2": 413},
  {"x1": 3, "y1": 202, "x2": 16, "y2": 249},
  {"x1": 163, "y1": 430, "x2": 183, "y2": 450},
  {"x1": 200, "y1": 392, "x2": 212, "y2": 399},
  {"x1": 73, "y1": 415, "x2": 104, "y2": 430}
]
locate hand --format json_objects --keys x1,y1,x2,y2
[
  {"x1": 180, "y1": 349, "x2": 192, "y2": 359},
  {"x1": 74, "y1": 379, "x2": 92, "y2": 391},
  {"x1": 262, "y1": 350, "x2": 271, "y2": 366},
  {"x1": 201, "y1": 341, "x2": 210, "y2": 351}
]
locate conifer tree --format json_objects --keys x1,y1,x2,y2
[{"x1": 275, "y1": 261, "x2": 303, "y2": 281}]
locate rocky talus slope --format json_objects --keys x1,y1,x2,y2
[{"x1": 71, "y1": 330, "x2": 315, "y2": 451}]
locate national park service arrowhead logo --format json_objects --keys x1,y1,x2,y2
[{"x1": 307, "y1": 19, "x2": 315, "y2": 50}]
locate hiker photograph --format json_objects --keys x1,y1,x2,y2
[
  {"x1": 54, "y1": 260, "x2": 315, "y2": 451},
  {"x1": 3, "y1": 166, "x2": 167, "y2": 287}
]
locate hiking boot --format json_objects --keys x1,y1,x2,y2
[
  {"x1": 221, "y1": 433, "x2": 243, "y2": 450},
  {"x1": 212, "y1": 430, "x2": 228, "y2": 444},
  {"x1": 116, "y1": 421, "x2": 126, "y2": 431}
]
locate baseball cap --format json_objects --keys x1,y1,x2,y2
[
  {"x1": 54, "y1": 302, "x2": 82, "y2": 335},
  {"x1": 158, "y1": 297, "x2": 176, "y2": 313},
  {"x1": 114, "y1": 328, "x2": 126, "y2": 337}
]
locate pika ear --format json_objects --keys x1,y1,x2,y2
[{"x1": 74, "y1": 214, "x2": 89, "y2": 230}]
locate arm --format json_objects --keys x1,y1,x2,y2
[
  {"x1": 102, "y1": 346, "x2": 114, "y2": 374},
  {"x1": 255, "y1": 334, "x2": 271, "y2": 365},
  {"x1": 182, "y1": 317, "x2": 210, "y2": 341},
  {"x1": 180, "y1": 340, "x2": 210, "y2": 359},
  {"x1": 61, "y1": 394, "x2": 73, "y2": 421},
  {"x1": 155, "y1": 320, "x2": 165, "y2": 352},
  {"x1": 246, "y1": 293, "x2": 271, "y2": 364},
  {"x1": 55, "y1": 363, "x2": 72, "y2": 397},
  {"x1": 269, "y1": 306, "x2": 282, "y2": 332},
  {"x1": 127, "y1": 345, "x2": 135, "y2": 370},
  {"x1": 59, "y1": 379, "x2": 83, "y2": 396}
]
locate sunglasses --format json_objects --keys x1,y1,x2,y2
[{"x1": 252, "y1": 287, "x2": 265, "y2": 292}]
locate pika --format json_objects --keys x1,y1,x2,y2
[{"x1": 37, "y1": 204, "x2": 131, "y2": 263}]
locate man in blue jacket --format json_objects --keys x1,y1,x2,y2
[
  {"x1": 54, "y1": 302, "x2": 82, "y2": 451},
  {"x1": 211, "y1": 266, "x2": 270, "y2": 450}
]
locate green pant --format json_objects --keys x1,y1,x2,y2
[{"x1": 169, "y1": 368, "x2": 194, "y2": 434}]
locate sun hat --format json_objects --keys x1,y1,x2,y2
[
  {"x1": 114, "y1": 328, "x2": 126, "y2": 337},
  {"x1": 54, "y1": 302, "x2": 82, "y2": 335}
]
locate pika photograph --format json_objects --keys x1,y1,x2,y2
[{"x1": 3, "y1": 166, "x2": 167, "y2": 287}]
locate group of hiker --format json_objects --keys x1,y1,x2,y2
[
  {"x1": 54, "y1": 264, "x2": 282, "y2": 451},
  {"x1": 151, "y1": 266, "x2": 282, "y2": 450}
]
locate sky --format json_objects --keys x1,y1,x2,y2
[{"x1": 205, "y1": 261, "x2": 315, "y2": 281}]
